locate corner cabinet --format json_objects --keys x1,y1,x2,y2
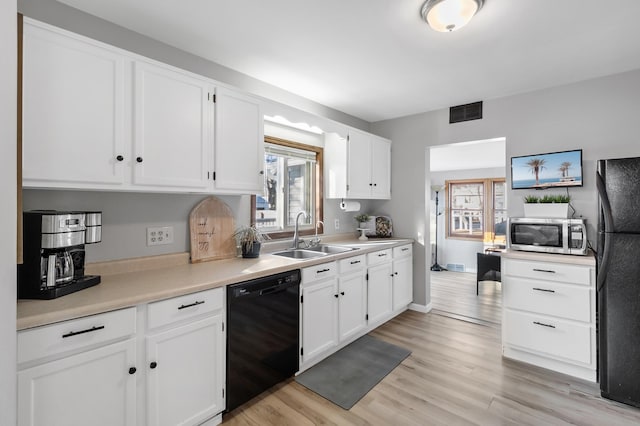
[
  {"x1": 325, "y1": 129, "x2": 391, "y2": 200},
  {"x1": 21, "y1": 18, "x2": 263, "y2": 195},
  {"x1": 501, "y1": 251, "x2": 596, "y2": 382}
]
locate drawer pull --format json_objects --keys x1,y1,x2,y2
[
  {"x1": 129, "y1": 367, "x2": 137, "y2": 375},
  {"x1": 317, "y1": 268, "x2": 330, "y2": 274},
  {"x1": 533, "y1": 321, "x2": 556, "y2": 329},
  {"x1": 401, "y1": 247, "x2": 409, "y2": 251},
  {"x1": 533, "y1": 268, "x2": 556, "y2": 274},
  {"x1": 350, "y1": 260, "x2": 361, "y2": 265},
  {"x1": 334, "y1": 294, "x2": 339, "y2": 298},
  {"x1": 532, "y1": 287, "x2": 555, "y2": 293},
  {"x1": 178, "y1": 300, "x2": 205, "y2": 310},
  {"x1": 340, "y1": 291, "x2": 345, "y2": 296},
  {"x1": 377, "y1": 253, "x2": 387, "y2": 257},
  {"x1": 62, "y1": 325, "x2": 105, "y2": 338}
]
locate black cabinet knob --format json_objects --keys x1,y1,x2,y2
[
  {"x1": 374, "y1": 183, "x2": 377, "y2": 187},
  {"x1": 334, "y1": 294, "x2": 339, "y2": 298},
  {"x1": 128, "y1": 367, "x2": 136, "y2": 375},
  {"x1": 340, "y1": 291, "x2": 345, "y2": 296},
  {"x1": 136, "y1": 157, "x2": 143, "y2": 163},
  {"x1": 369, "y1": 183, "x2": 373, "y2": 186},
  {"x1": 116, "y1": 155, "x2": 124, "y2": 162},
  {"x1": 259, "y1": 170, "x2": 264, "y2": 175},
  {"x1": 150, "y1": 361, "x2": 157, "y2": 369}
]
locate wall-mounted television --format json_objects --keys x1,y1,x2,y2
[{"x1": 511, "y1": 149, "x2": 583, "y2": 190}]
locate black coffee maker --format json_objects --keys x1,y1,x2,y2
[{"x1": 19, "y1": 210, "x2": 102, "y2": 299}]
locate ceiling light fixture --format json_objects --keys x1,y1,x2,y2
[{"x1": 421, "y1": 0, "x2": 484, "y2": 32}]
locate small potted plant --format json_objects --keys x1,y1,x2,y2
[
  {"x1": 233, "y1": 225, "x2": 270, "y2": 258},
  {"x1": 523, "y1": 194, "x2": 571, "y2": 218},
  {"x1": 354, "y1": 214, "x2": 371, "y2": 229}
]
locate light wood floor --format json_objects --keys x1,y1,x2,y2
[
  {"x1": 223, "y1": 310, "x2": 640, "y2": 425},
  {"x1": 431, "y1": 271, "x2": 502, "y2": 324}
]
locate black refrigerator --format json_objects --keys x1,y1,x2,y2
[{"x1": 596, "y1": 156, "x2": 640, "y2": 408}]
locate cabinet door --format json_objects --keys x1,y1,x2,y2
[
  {"x1": 393, "y1": 256, "x2": 413, "y2": 311},
  {"x1": 214, "y1": 87, "x2": 264, "y2": 192},
  {"x1": 146, "y1": 314, "x2": 225, "y2": 426},
  {"x1": 338, "y1": 272, "x2": 367, "y2": 341},
  {"x1": 367, "y1": 262, "x2": 393, "y2": 325},
  {"x1": 17, "y1": 339, "x2": 136, "y2": 426},
  {"x1": 346, "y1": 129, "x2": 372, "y2": 198},
  {"x1": 133, "y1": 61, "x2": 211, "y2": 190},
  {"x1": 301, "y1": 278, "x2": 338, "y2": 363},
  {"x1": 370, "y1": 136, "x2": 391, "y2": 199},
  {"x1": 22, "y1": 21, "x2": 127, "y2": 188}
]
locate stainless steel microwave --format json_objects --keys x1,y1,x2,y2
[{"x1": 508, "y1": 217, "x2": 588, "y2": 255}]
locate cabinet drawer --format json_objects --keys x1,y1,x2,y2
[
  {"x1": 504, "y1": 277, "x2": 593, "y2": 322},
  {"x1": 503, "y1": 259, "x2": 592, "y2": 286},
  {"x1": 503, "y1": 310, "x2": 593, "y2": 365},
  {"x1": 147, "y1": 287, "x2": 223, "y2": 330},
  {"x1": 367, "y1": 249, "x2": 392, "y2": 266},
  {"x1": 18, "y1": 307, "x2": 136, "y2": 365},
  {"x1": 338, "y1": 255, "x2": 366, "y2": 274},
  {"x1": 301, "y1": 261, "x2": 337, "y2": 284},
  {"x1": 393, "y1": 244, "x2": 412, "y2": 259}
]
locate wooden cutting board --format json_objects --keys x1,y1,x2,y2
[{"x1": 189, "y1": 196, "x2": 237, "y2": 263}]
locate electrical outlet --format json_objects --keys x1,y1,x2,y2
[
  {"x1": 147, "y1": 226, "x2": 174, "y2": 246},
  {"x1": 334, "y1": 219, "x2": 340, "y2": 230}
]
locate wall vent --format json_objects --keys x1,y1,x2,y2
[
  {"x1": 449, "y1": 101, "x2": 483, "y2": 124},
  {"x1": 446, "y1": 263, "x2": 466, "y2": 272}
]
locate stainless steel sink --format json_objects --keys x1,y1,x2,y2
[
  {"x1": 305, "y1": 244, "x2": 359, "y2": 254},
  {"x1": 271, "y1": 249, "x2": 328, "y2": 259}
]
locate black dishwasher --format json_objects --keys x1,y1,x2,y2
[{"x1": 226, "y1": 269, "x2": 300, "y2": 413}]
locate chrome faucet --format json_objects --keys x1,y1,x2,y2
[
  {"x1": 310, "y1": 220, "x2": 324, "y2": 247},
  {"x1": 292, "y1": 211, "x2": 308, "y2": 249}
]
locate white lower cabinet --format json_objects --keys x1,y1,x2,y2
[
  {"x1": 338, "y1": 255, "x2": 367, "y2": 341},
  {"x1": 145, "y1": 287, "x2": 225, "y2": 426},
  {"x1": 392, "y1": 244, "x2": 413, "y2": 311},
  {"x1": 501, "y1": 253, "x2": 596, "y2": 382},
  {"x1": 367, "y1": 249, "x2": 394, "y2": 326},
  {"x1": 17, "y1": 308, "x2": 138, "y2": 426}
]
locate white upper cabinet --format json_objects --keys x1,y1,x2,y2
[
  {"x1": 325, "y1": 128, "x2": 391, "y2": 200},
  {"x1": 213, "y1": 87, "x2": 264, "y2": 193},
  {"x1": 22, "y1": 19, "x2": 127, "y2": 189},
  {"x1": 133, "y1": 60, "x2": 212, "y2": 190}
]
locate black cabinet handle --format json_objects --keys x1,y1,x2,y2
[
  {"x1": 378, "y1": 253, "x2": 387, "y2": 257},
  {"x1": 116, "y1": 155, "x2": 124, "y2": 162},
  {"x1": 350, "y1": 260, "x2": 361, "y2": 264},
  {"x1": 317, "y1": 268, "x2": 330, "y2": 274},
  {"x1": 150, "y1": 362, "x2": 158, "y2": 369},
  {"x1": 533, "y1": 321, "x2": 556, "y2": 329},
  {"x1": 178, "y1": 300, "x2": 205, "y2": 310},
  {"x1": 402, "y1": 247, "x2": 409, "y2": 251},
  {"x1": 532, "y1": 287, "x2": 555, "y2": 293},
  {"x1": 533, "y1": 268, "x2": 556, "y2": 274},
  {"x1": 62, "y1": 325, "x2": 104, "y2": 338},
  {"x1": 340, "y1": 291, "x2": 345, "y2": 296},
  {"x1": 129, "y1": 367, "x2": 137, "y2": 375},
  {"x1": 334, "y1": 294, "x2": 339, "y2": 298},
  {"x1": 136, "y1": 157, "x2": 143, "y2": 163}
]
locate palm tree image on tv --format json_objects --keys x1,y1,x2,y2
[
  {"x1": 526, "y1": 158, "x2": 546, "y2": 186},
  {"x1": 511, "y1": 150, "x2": 582, "y2": 189}
]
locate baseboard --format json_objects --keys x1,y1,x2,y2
[{"x1": 409, "y1": 303, "x2": 431, "y2": 313}]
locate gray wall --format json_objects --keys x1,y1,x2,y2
[
  {"x1": 1, "y1": 0, "x2": 17, "y2": 423},
  {"x1": 371, "y1": 69, "x2": 640, "y2": 307},
  {"x1": 431, "y1": 167, "x2": 506, "y2": 272}
]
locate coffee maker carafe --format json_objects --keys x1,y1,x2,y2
[{"x1": 19, "y1": 210, "x2": 102, "y2": 299}]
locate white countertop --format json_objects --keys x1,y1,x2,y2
[{"x1": 17, "y1": 237, "x2": 413, "y2": 330}]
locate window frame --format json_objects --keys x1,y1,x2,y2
[
  {"x1": 250, "y1": 136, "x2": 324, "y2": 239},
  {"x1": 445, "y1": 177, "x2": 506, "y2": 243}
]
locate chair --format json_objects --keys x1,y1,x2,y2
[{"x1": 476, "y1": 252, "x2": 501, "y2": 295}]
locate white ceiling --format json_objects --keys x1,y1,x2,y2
[{"x1": 58, "y1": 0, "x2": 640, "y2": 123}]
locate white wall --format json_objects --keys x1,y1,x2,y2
[
  {"x1": 371, "y1": 69, "x2": 640, "y2": 307},
  {"x1": 431, "y1": 167, "x2": 506, "y2": 272},
  {"x1": 0, "y1": 0, "x2": 17, "y2": 424}
]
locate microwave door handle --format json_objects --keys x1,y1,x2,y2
[
  {"x1": 562, "y1": 222, "x2": 569, "y2": 252},
  {"x1": 596, "y1": 171, "x2": 613, "y2": 292}
]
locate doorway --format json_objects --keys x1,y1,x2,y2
[{"x1": 429, "y1": 138, "x2": 506, "y2": 324}]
